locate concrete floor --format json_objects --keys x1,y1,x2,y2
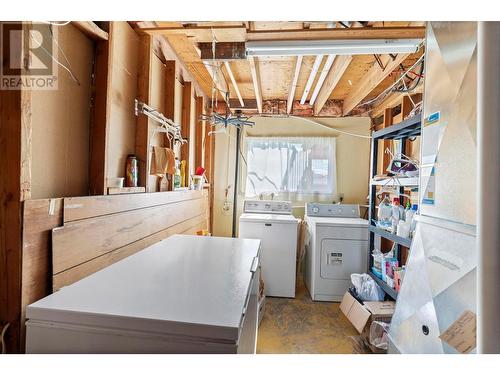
[{"x1": 256, "y1": 278, "x2": 359, "y2": 354}]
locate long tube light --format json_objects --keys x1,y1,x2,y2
[{"x1": 246, "y1": 39, "x2": 421, "y2": 56}]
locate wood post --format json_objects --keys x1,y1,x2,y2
[
  {"x1": 89, "y1": 22, "x2": 112, "y2": 195},
  {"x1": 194, "y1": 96, "x2": 204, "y2": 170},
  {"x1": 181, "y1": 82, "x2": 192, "y2": 186},
  {"x1": 135, "y1": 34, "x2": 153, "y2": 191},
  {"x1": 0, "y1": 21, "x2": 32, "y2": 353}
]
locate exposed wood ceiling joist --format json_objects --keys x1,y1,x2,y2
[
  {"x1": 309, "y1": 54, "x2": 336, "y2": 105},
  {"x1": 314, "y1": 55, "x2": 353, "y2": 114},
  {"x1": 287, "y1": 56, "x2": 303, "y2": 114},
  {"x1": 198, "y1": 42, "x2": 246, "y2": 60},
  {"x1": 248, "y1": 56, "x2": 263, "y2": 113},
  {"x1": 139, "y1": 26, "x2": 425, "y2": 43},
  {"x1": 246, "y1": 26, "x2": 425, "y2": 41},
  {"x1": 224, "y1": 62, "x2": 244, "y2": 108},
  {"x1": 342, "y1": 53, "x2": 410, "y2": 115},
  {"x1": 371, "y1": 83, "x2": 424, "y2": 118},
  {"x1": 300, "y1": 55, "x2": 323, "y2": 104},
  {"x1": 72, "y1": 21, "x2": 108, "y2": 40}
]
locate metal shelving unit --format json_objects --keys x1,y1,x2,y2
[{"x1": 367, "y1": 115, "x2": 422, "y2": 300}]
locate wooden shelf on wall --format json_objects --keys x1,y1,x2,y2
[{"x1": 107, "y1": 187, "x2": 146, "y2": 195}]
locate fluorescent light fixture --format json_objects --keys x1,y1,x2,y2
[{"x1": 246, "y1": 39, "x2": 421, "y2": 56}]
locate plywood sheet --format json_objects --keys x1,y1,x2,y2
[
  {"x1": 53, "y1": 197, "x2": 207, "y2": 274},
  {"x1": 64, "y1": 189, "x2": 205, "y2": 222},
  {"x1": 31, "y1": 24, "x2": 93, "y2": 199},
  {"x1": 53, "y1": 214, "x2": 207, "y2": 290},
  {"x1": 21, "y1": 198, "x2": 63, "y2": 348}
]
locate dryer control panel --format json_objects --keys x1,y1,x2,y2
[
  {"x1": 306, "y1": 203, "x2": 360, "y2": 218},
  {"x1": 243, "y1": 200, "x2": 292, "y2": 214}
]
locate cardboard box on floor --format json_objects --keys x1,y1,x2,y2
[{"x1": 340, "y1": 292, "x2": 395, "y2": 335}]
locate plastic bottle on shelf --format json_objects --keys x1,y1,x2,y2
[
  {"x1": 404, "y1": 202, "x2": 411, "y2": 222},
  {"x1": 391, "y1": 198, "x2": 401, "y2": 232},
  {"x1": 378, "y1": 195, "x2": 392, "y2": 229}
]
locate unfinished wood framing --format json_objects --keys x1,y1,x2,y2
[
  {"x1": 72, "y1": 21, "x2": 109, "y2": 40},
  {"x1": 89, "y1": 25, "x2": 112, "y2": 195},
  {"x1": 20, "y1": 198, "x2": 63, "y2": 349},
  {"x1": 181, "y1": 82, "x2": 193, "y2": 185},
  {"x1": 343, "y1": 53, "x2": 410, "y2": 115},
  {"x1": 199, "y1": 42, "x2": 246, "y2": 60},
  {"x1": 0, "y1": 22, "x2": 32, "y2": 353},
  {"x1": 287, "y1": 56, "x2": 303, "y2": 114},
  {"x1": 224, "y1": 62, "x2": 244, "y2": 108},
  {"x1": 135, "y1": 34, "x2": 153, "y2": 191},
  {"x1": 195, "y1": 96, "x2": 204, "y2": 169},
  {"x1": 248, "y1": 56, "x2": 263, "y2": 113},
  {"x1": 314, "y1": 55, "x2": 353, "y2": 114}
]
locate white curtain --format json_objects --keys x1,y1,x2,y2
[{"x1": 243, "y1": 136, "x2": 336, "y2": 202}]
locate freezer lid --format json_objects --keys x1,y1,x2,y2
[
  {"x1": 239, "y1": 213, "x2": 299, "y2": 224},
  {"x1": 27, "y1": 235, "x2": 261, "y2": 342}
]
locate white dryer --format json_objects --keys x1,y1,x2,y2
[
  {"x1": 239, "y1": 200, "x2": 298, "y2": 298},
  {"x1": 304, "y1": 203, "x2": 368, "y2": 302}
]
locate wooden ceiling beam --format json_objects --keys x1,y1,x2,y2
[
  {"x1": 287, "y1": 55, "x2": 303, "y2": 114},
  {"x1": 72, "y1": 21, "x2": 109, "y2": 40},
  {"x1": 138, "y1": 26, "x2": 425, "y2": 43},
  {"x1": 248, "y1": 56, "x2": 263, "y2": 113},
  {"x1": 314, "y1": 55, "x2": 353, "y2": 115},
  {"x1": 223, "y1": 62, "x2": 245, "y2": 108},
  {"x1": 198, "y1": 42, "x2": 246, "y2": 60},
  {"x1": 300, "y1": 55, "x2": 323, "y2": 104},
  {"x1": 247, "y1": 26, "x2": 425, "y2": 41},
  {"x1": 371, "y1": 84, "x2": 424, "y2": 118},
  {"x1": 342, "y1": 53, "x2": 410, "y2": 115}
]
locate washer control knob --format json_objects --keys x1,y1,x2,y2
[{"x1": 312, "y1": 206, "x2": 320, "y2": 214}]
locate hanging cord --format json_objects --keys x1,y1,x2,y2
[
  {"x1": 290, "y1": 116, "x2": 372, "y2": 139},
  {"x1": 29, "y1": 26, "x2": 81, "y2": 85},
  {"x1": 1, "y1": 322, "x2": 10, "y2": 354},
  {"x1": 357, "y1": 53, "x2": 425, "y2": 109},
  {"x1": 38, "y1": 21, "x2": 71, "y2": 26}
]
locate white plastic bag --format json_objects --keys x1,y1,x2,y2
[
  {"x1": 350, "y1": 273, "x2": 385, "y2": 301},
  {"x1": 369, "y1": 321, "x2": 391, "y2": 350}
]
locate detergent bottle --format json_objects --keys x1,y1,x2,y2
[
  {"x1": 378, "y1": 194, "x2": 392, "y2": 229},
  {"x1": 391, "y1": 198, "x2": 401, "y2": 232}
]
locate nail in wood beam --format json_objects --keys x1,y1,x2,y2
[{"x1": 248, "y1": 56, "x2": 263, "y2": 113}]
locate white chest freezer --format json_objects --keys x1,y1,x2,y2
[{"x1": 25, "y1": 235, "x2": 261, "y2": 354}]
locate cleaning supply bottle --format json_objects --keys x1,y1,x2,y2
[
  {"x1": 173, "y1": 158, "x2": 181, "y2": 189},
  {"x1": 391, "y1": 197, "x2": 401, "y2": 232},
  {"x1": 378, "y1": 195, "x2": 392, "y2": 229},
  {"x1": 404, "y1": 202, "x2": 411, "y2": 222}
]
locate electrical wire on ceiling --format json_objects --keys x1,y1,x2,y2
[
  {"x1": 290, "y1": 116, "x2": 372, "y2": 139},
  {"x1": 356, "y1": 52, "x2": 425, "y2": 110},
  {"x1": 38, "y1": 21, "x2": 71, "y2": 26}
]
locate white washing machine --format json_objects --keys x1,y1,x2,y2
[
  {"x1": 304, "y1": 203, "x2": 368, "y2": 302},
  {"x1": 239, "y1": 200, "x2": 298, "y2": 298}
]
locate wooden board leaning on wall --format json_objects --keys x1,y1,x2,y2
[{"x1": 53, "y1": 190, "x2": 209, "y2": 290}]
